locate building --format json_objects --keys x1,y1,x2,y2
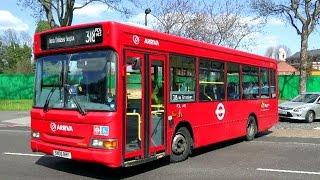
[
  {"x1": 277, "y1": 48, "x2": 298, "y2": 75},
  {"x1": 286, "y1": 49, "x2": 320, "y2": 75}
]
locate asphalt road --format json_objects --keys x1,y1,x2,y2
[
  {"x1": 0, "y1": 126, "x2": 320, "y2": 180},
  {"x1": 1, "y1": 111, "x2": 320, "y2": 179}
]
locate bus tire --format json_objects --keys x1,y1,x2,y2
[
  {"x1": 246, "y1": 116, "x2": 257, "y2": 141},
  {"x1": 170, "y1": 127, "x2": 192, "y2": 163},
  {"x1": 305, "y1": 111, "x2": 315, "y2": 123}
]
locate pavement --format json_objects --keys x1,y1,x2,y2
[{"x1": 0, "y1": 111, "x2": 30, "y2": 127}]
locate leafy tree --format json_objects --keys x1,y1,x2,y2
[
  {"x1": 0, "y1": 30, "x2": 33, "y2": 74},
  {"x1": 35, "y1": 20, "x2": 52, "y2": 32},
  {"x1": 251, "y1": 0, "x2": 320, "y2": 93}
]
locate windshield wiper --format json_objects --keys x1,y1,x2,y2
[
  {"x1": 65, "y1": 85, "x2": 87, "y2": 115},
  {"x1": 43, "y1": 87, "x2": 56, "y2": 112}
]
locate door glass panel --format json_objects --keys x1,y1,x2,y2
[
  {"x1": 126, "y1": 56, "x2": 142, "y2": 152},
  {"x1": 151, "y1": 60, "x2": 164, "y2": 146}
]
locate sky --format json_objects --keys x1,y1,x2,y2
[{"x1": 0, "y1": 0, "x2": 319, "y2": 56}]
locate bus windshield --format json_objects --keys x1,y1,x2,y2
[{"x1": 34, "y1": 50, "x2": 117, "y2": 111}]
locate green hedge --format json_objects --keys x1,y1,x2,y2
[
  {"x1": 1, "y1": 74, "x2": 320, "y2": 100},
  {"x1": 0, "y1": 74, "x2": 34, "y2": 100},
  {"x1": 278, "y1": 75, "x2": 320, "y2": 100}
]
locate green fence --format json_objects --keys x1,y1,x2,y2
[
  {"x1": 0, "y1": 74, "x2": 34, "y2": 100},
  {"x1": 1, "y1": 74, "x2": 320, "y2": 100},
  {"x1": 278, "y1": 75, "x2": 320, "y2": 100}
]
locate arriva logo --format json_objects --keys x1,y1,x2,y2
[{"x1": 50, "y1": 122, "x2": 73, "y2": 132}]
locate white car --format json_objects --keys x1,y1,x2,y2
[{"x1": 278, "y1": 93, "x2": 320, "y2": 123}]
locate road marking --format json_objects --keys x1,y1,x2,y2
[
  {"x1": 257, "y1": 168, "x2": 320, "y2": 175},
  {"x1": 314, "y1": 127, "x2": 320, "y2": 130},
  {"x1": 0, "y1": 129, "x2": 30, "y2": 133},
  {"x1": 252, "y1": 140, "x2": 320, "y2": 146},
  {"x1": 3, "y1": 152, "x2": 44, "y2": 157}
]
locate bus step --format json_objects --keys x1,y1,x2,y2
[{"x1": 124, "y1": 152, "x2": 166, "y2": 167}]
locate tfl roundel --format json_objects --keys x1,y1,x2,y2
[{"x1": 215, "y1": 103, "x2": 225, "y2": 121}]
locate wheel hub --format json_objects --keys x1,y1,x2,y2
[{"x1": 172, "y1": 134, "x2": 187, "y2": 155}]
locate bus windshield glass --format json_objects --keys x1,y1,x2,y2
[{"x1": 35, "y1": 50, "x2": 117, "y2": 111}]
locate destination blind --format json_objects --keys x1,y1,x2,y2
[{"x1": 41, "y1": 26, "x2": 103, "y2": 50}]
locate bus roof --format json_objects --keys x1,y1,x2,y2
[{"x1": 34, "y1": 21, "x2": 276, "y2": 66}]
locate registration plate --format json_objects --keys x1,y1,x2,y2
[
  {"x1": 279, "y1": 110, "x2": 286, "y2": 115},
  {"x1": 53, "y1": 150, "x2": 72, "y2": 159}
]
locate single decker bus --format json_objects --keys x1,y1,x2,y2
[{"x1": 31, "y1": 21, "x2": 278, "y2": 168}]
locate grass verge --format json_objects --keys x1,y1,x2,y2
[{"x1": 0, "y1": 99, "x2": 33, "y2": 111}]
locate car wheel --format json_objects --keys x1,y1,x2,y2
[
  {"x1": 246, "y1": 116, "x2": 257, "y2": 141},
  {"x1": 305, "y1": 111, "x2": 315, "y2": 123},
  {"x1": 170, "y1": 127, "x2": 192, "y2": 163}
]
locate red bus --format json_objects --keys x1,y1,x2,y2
[{"x1": 31, "y1": 21, "x2": 278, "y2": 168}]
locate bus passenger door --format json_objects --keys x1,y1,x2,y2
[
  {"x1": 124, "y1": 51, "x2": 145, "y2": 160},
  {"x1": 124, "y1": 51, "x2": 166, "y2": 161},
  {"x1": 148, "y1": 55, "x2": 166, "y2": 156}
]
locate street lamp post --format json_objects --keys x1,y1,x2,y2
[{"x1": 145, "y1": 8, "x2": 151, "y2": 26}]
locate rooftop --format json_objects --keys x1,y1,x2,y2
[{"x1": 287, "y1": 49, "x2": 320, "y2": 60}]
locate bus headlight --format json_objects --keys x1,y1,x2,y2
[
  {"x1": 31, "y1": 131, "x2": 40, "y2": 139},
  {"x1": 90, "y1": 139, "x2": 117, "y2": 149}
]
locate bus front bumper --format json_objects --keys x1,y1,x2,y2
[{"x1": 31, "y1": 139, "x2": 122, "y2": 168}]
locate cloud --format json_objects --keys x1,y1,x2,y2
[
  {"x1": 268, "y1": 18, "x2": 285, "y2": 26},
  {"x1": 74, "y1": 3, "x2": 112, "y2": 18},
  {"x1": 0, "y1": 10, "x2": 29, "y2": 31},
  {"x1": 242, "y1": 32, "x2": 279, "y2": 55},
  {"x1": 240, "y1": 16, "x2": 284, "y2": 26}
]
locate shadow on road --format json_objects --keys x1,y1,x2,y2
[
  {"x1": 191, "y1": 131, "x2": 271, "y2": 157},
  {"x1": 35, "y1": 133, "x2": 271, "y2": 179},
  {"x1": 279, "y1": 118, "x2": 320, "y2": 123},
  {"x1": 36, "y1": 155, "x2": 170, "y2": 179}
]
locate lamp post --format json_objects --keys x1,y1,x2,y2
[{"x1": 145, "y1": 8, "x2": 151, "y2": 26}]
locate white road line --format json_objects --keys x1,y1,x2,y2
[
  {"x1": 314, "y1": 127, "x2": 320, "y2": 130},
  {"x1": 0, "y1": 129, "x2": 30, "y2": 133},
  {"x1": 257, "y1": 168, "x2": 320, "y2": 175},
  {"x1": 3, "y1": 152, "x2": 44, "y2": 157},
  {"x1": 252, "y1": 140, "x2": 320, "y2": 146}
]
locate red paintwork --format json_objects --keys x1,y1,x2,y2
[{"x1": 32, "y1": 21, "x2": 278, "y2": 168}]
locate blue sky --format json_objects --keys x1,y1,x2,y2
[{"x1": 0, "y1": 0, "x2": 319, "y2": 56}]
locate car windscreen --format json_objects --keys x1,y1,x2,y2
[{"x1": 291, "y1": 94, "x2": 319, "y2": 103}]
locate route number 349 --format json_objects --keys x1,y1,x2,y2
[{"x1": 85, "y1": 28, "x2": 102, "y2": 43}]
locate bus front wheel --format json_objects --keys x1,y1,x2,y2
[
  {"x1": 170, "y1": 127, "x2": 192, "y2": 163},
  {"x1": 246, "y1": 116, "x2": 257, "y2": 141}
]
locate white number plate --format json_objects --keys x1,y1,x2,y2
[
  {"x1": 279, "y1": 110, "x2": 286, "y2": 115},
  {"x1": 53, "y1": 150, "x2": 72, "y2": 159}
]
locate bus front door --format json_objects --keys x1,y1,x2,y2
[{"x1": 124, "y1": 51, "x2": 166, "y2": 161}]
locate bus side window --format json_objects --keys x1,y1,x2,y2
[
  {"x1": 270, "y1": 69, "x2": 277, "y2": 98},
  {"x1": 170, "y1": 55, "x2": 196, "y2": 103},
  {"x1": 260, "y1": 68, "x2": 270, "y2": 98},
  {"x1": 242, "y1": 66, "x2": 259, "y2": 99},
  {"x1": 227, "y1": 63, "x2": 240, "y2": 100},
  {"x1": 199, "y1": 59, "x2": 225, "y2": 101}
]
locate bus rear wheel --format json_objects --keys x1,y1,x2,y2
[
  {"x1": 246, "y1": 116, "x2": 257, "y2": 141},
  {"x1": 170, "y1": 127, "x2": 192, "y2": 163}
]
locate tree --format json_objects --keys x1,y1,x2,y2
[
  {"x1": 265, "y1": 45, "x2": 292, "y2": 60},
  {"x1": 19, "y1": 0, "x2": 138, "y2": 28},
  {"x1": 149, "y1": 0, "x2": 263, "y2": 50},
  {"x1": 251, "y1": 0, "x2": 320, "y2": 93},
  {"x1": 0, "y1": 30, "x2": 33, "y2": 73},
  {"x1": 35, "y1": 20, "x2": 52, "y2": 33}
]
